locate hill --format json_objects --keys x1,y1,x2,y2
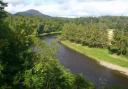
[{"x1": 14, "y1": 9, "x2": 50, "y2": 18}]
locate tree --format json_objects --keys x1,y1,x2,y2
[
  {"x1": 0, "y1": 0, "x2": 7, "y2": 19},
  {"x1": 0, "y1": 2, "x2": 95, "y2": 88}
]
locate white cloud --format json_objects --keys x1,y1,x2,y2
[
  {"x1": 4, "y1": 0, "x2": 27, "y2": 5},
  {"x1": 3, "y1": 0, "x2": 128, "y2": 17}
]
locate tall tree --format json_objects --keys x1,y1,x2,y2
[{"x1": 0, "y1": 0, "x2": 7, "y2": 19}]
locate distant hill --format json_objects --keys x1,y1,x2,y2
[{"x1": 14, "y1": 9, "x2": 50, "y2": 18}]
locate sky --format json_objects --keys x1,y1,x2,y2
[{"x1": 3, "y1": 0, "x2": 128, "y2": 17}]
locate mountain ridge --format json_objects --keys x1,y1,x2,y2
[{"x1": 14, "y1": 9, "x2": 51, "y2": 18}]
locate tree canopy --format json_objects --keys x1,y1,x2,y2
[{"x1": 0, "y1": 1, "x2": 95, "y2": 88}]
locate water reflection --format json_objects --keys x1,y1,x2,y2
[{"x1": 43, "y1": 36, "x2": 128, "y2": 89}]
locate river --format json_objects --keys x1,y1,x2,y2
[{"x1": 43, "y1": 36, "x2": 128, "y2": 89}]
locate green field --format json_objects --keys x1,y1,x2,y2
[{"x1": 61, "y1": 40, "x2": 128, "y2": 68}]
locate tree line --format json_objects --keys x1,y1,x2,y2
[
  {"x1": 60, "y1": 17, "x2": 128, "y2": 57},
  {"x1": 1, "y1": 0, "x2": 128, "y2": 88},
  {"x1": 35, "y1": 15, "x2": 128, "y2": 56}
]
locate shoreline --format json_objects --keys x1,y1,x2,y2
[
  {"x1": 60, "y1": 40, "x2": 128, "y2": 77},
  {"x1": 99, "y1": 61, "x2": 128, "y2": 77},
  {"x1": 39, "y1": 31, "x2": 61, "y2": 36}
]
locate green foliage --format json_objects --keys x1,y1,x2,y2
[
  {"x1": 0, "y1": 0, "x2": 7, "y2": 19},
  {"x1": 61, "y1": 16, "x2": 128, "y2": 57},
  {"x1": 108, "y1": 24, "x2": 128, "y2": 56},
  {"x1": 61, "y1": 23, "x2": 108, "y2": 48},
  {"x1": 0, "y1": 1, "x2": 95, "y2": 88},
  {"x1": 36, "y1": 17, "x2": 66, "y2": 35},
  {"x1": 1, "y1": 1, "x2": 128, "y2": 88},
  {"x1": 0, "y1": 18, "x2": 38, "y2": 88}
]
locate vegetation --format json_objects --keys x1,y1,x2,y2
[
  {"x1": 0, "y1": 1, "x2": 94, "y2": 89},
  {"x1": 14, "y1": 9, "x2": 50, "y2": 18},
  {"x1": 61, "y1": 23, "x2": 108, "y2": 48},
  {"x1": 38, "y1": 31, "x2": 61, "y2": 36},
  {"x1": 109, "y1": 28, "x2": 128, "y2": 56},
  {"x1": 1, "y1": 0, "x2": 128, "y2": 88},
  {"x1": 60, "y1": 17, "x2": 128, "y2": 58}
]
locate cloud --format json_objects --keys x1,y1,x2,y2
[
  {"x1": 4, "y1": 0, "x2": 28, "y2": 5},
  {"x1": 3, "y1": 0, "x2": 128, "y2": 17}
]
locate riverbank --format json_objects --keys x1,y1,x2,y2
[
  {"x1": 39, "y1": 31, "x2": 61, "y2": 36},
  {"x1": 61, "y1": 40, "x2": 128, "y2": 76}
]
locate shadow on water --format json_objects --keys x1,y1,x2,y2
[{"x1": 42, "y1": 36, "x2": 128, "y2": 89}]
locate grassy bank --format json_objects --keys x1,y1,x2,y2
[
  {"x1": 61, "y1": 40, "x2": 128, "y2": 68},
  {"x1": 39, "y1": 31, "x2": 61, "y2": 36}
]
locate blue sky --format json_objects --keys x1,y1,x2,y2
[{"x1": 3, "y1": 0, "x2": 128, "y2": 17}]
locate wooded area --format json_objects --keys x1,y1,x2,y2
[
  {"x1": 0, "y1": 1, "x2": 94, "y2": 89},
  {"x1": 0, "y1": 0, "x2": 128, "y2": 89}
]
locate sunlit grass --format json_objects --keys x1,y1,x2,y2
[{"x1": 61, "y1": 40, "x2": 128, "y2": 68}]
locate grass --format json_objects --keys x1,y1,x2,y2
[
  {"x1": 39, "y1": 31, "x2": 62, "y2": 36},
  {"x1": 61, "y1": 40, "x2": 128, "y2": 68}
]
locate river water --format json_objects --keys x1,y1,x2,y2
[{"x1": 43, "y1": 36, "x2": 128, "y2": 89}]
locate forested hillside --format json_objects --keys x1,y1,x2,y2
[
  {"x1": 0, "y1": 1, "x2": 94, "y2": 89},
  {"x1": 0, "y1": 0, "x2": 128, "y2": 88},
  {"x1": 14, "y1": 9, "x2": 50, "y2": 18}
]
